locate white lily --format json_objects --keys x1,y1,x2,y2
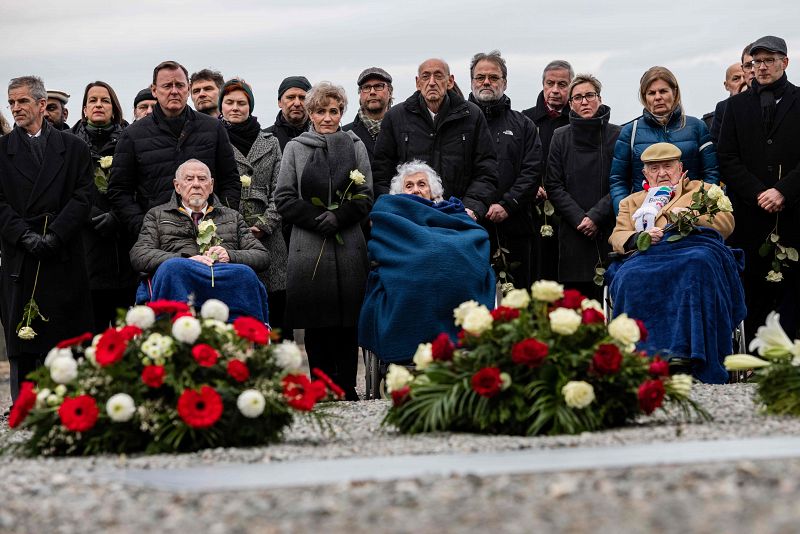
[
  {"x1": 748, "y1": 311, "x2": 800, "y2": 361},
  {"x1": 724, "y1": 354, "x2": 771, "y2": 371}
]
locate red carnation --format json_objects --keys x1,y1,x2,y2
[
  {"x1": 649, "y1": 357, "x2": 669, "y2": 377},
  {"x1": 227, "y1": 359, "x2": 250, "y2": 382},
  {"x1": 391, "y1": 386, "x2": 411, "y2": 407},
  {"x1": 511, "y1": 338, "x2": 549, "y2": 368},
  {"x1": 233, "y1": 316, "x2": 270, "y2": 344},
  {"x1": 635, "y1": 319, "x2": 649, "y2": 342},
  {"x1": 142, "y1": 365, "x2": 165, "y2": 388},
  {"x1": 8, "y1": 381, "x2": 37, "y2": 428},
  {"x1": 582, "y1": 308, "x2": 605, "y2": 325},
  {"x1": 282, "y1": 374, "x2": 326, "y2": 411},
  {"x1": 431, "y1": 333, "x2": 455, "y2": 361},
  {"x1": 638, "y1": 379, "x2": 666, "y2": 415},
  {"x1": 118, "y1": 325, "x2": 142, "y2": 341},
  {"x1": 58, "y1": 395, "x2": 99, "y2": 432},
  {"x1": 95, "y1": 327, "x2": 129, "y2": 367},
  {"x1": 471, "y1": 367, "x2": 503, "y2": 398},
  {"x1": 312, "y1": 368, "x2": 345, "y2": 399},
  {"x1": 177, "y1": 386, "x2": 223, "y2": 429},
  {"x1": 592, "y1": 344, "x2": 623, "y2": 375},
  {"x1": 490, "y1": 306, "x2": 520, "y2": 323},
  {"x1": 147, "y1": 300, "x2": 190, "y2": 315},
  {"x1": 56, "y1": 332, "x2": 93, "y2": 349},
  {"x1": 171, "y1": 311, "x2": 194, "y2": 323},
  {"x1": 191, "y1": 343, "x2": 219, "y2": 367},
  {"x1": 554, "y1": 289, "x2": 585, "y2": 310}
]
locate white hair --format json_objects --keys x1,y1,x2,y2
[
  {"x1": 174, "y1": 158, "x2": 212, "y2": 181},
  {"x1": 389, "y1": 160, "x2": 444, "y2": 201}
]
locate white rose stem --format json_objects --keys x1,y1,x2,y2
[
  {"x1": 311, "y1": 238, "x2": 326, "y2": 281},
  {"x1": 20, "y1": 215, "x2": 48, "y2": 335}
]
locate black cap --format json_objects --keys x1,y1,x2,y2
[
  {"x1": 750, "y1": 36, "x2": 788, "y2": 56},
  {"x1": 134, "y1": 88, "x2": 155, "y2": 107},
  {"x1": 357, "y1": 67, "x2": 392, "y2": 87},
  {"x1": 278, "y1": 76, "x2": 311, "y2": 99}
]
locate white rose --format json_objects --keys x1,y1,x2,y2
[
  {"x1": 237, "y1": 389, "x2": 266, "y2": 418},
  {"x1": 562, "y1": 381, "x2": 595, "y2": 409},
  {"x1": 531, "y1": 280, "x2": 564, "y2": 302},
  {"x1": 17, "y1": 326, "x2": 36, "y2": 340},
  {"x1": 453, "y1": 300, "x2": 480, "y2": 326},
  {"x1": 716, "y1": 195, "x2": 733, "y2": 212},
  {"x1": 45, "y1": 347, "x2": 73, "y2": 368},
  {"x1": 669, "y1": 374, "x2": 693, "y2": 398},
  {"x1": 540, "y1": 224, "x2": 554, "y2": 237},
  {"x1": 171, "y1": 316, "x2": 201, "y2": 344},
  {"x1": 36, "y1": 388, "x2": 51, "y2": 408},
  {"x1": 581, "y1": 299, "x2": 603, "y2": 312},
  {"x1": 106, "y1": 393, "x2": 136, "y2": 422},
  {"x1": 706, "y1": 184, "x2": 724, "y2": 200},
  {"x1": 386, "y1": 363, "x2": 413, "y2": 393},
  {"x1": 125, "y1": 305, "x2": 156, "y2": 329},
  {"x1": 412, "y1": 343, "x2": 433, "y2": 370},
  {"x1": 462, "y1": 305, "x2": 494, "y2": 336},
  {"x1": 608, "y1": 314, "x2": 641, "y2": 345},
  {"x1": 272, "y1": 341, "x2": 303, "y2": 371},
  {"x1": 349, "y1": 169, "x2": 366, "y2": 185},
  {"x1": 766, "y1": 270, "x2": 783, "y2": 283},
  {"x1": 502, "y1": 289, "x2": 531, "y2": 309},
  {"x1": 99, "y1": 155, "x2": 114, "y2": 169},
  {"x1": 200, "y1": 299, "x2": 230, "y2": 322},
  {"x1": 50, "y1": 356, "x2": 78, "y2": 384},
  {"x1": 549, "y1": 307, "x2": 582, "y2": 335},
  {"x1": 240, "y1": 175, "x2": 252, "y2": 187}
]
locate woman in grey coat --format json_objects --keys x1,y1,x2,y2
[
  {"x1": 275, "y1": 81, "x2": 373, "y2": 401},
  {"x1": 219, "y1": 79, "x2": 289, "y2": 335}
]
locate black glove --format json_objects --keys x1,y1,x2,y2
[
  {"x1": 18, "y1": 231, "x2": 45, "y2": 258},
  {"x1": 92, "y1": 212, "x2": 117, "y2": 237},
  {"x1": 315, "y1": 211, "x2": 339, "y2": 236},
  {"x1": 40, "y1": 232, "x2": 61, "y2": 258}
]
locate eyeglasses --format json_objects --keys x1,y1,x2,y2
[
  {"x1": 418, "y1": 72, "x2": 447, "y2": 82},
  {"x1": 472, "y1": 74, "x2": 503, "y2": 84},
  {"x1": 569, "y1": 92, "x2": 599, "y2": 103},
  {"x1": 751, "y1": 57, "x2": 784, "y2": 68},
  {"x1": 359, "y1": 83, "x2": 387, "y2": 93}
]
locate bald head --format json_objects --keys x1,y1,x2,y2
[
  {"x1": 415, "y1": 58, "x2": 455, "y2": 113},
  {"x1": 724, "y1": 62, "x2": 746, "y2": 96}
]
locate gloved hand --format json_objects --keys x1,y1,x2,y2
[
  {"x1": 18, "y1": 231, "x2": 45, "y2": 258},
  {"x1": 315, "y1": 211, "x2": 339, "y2": 236},
  {"x1": 92, "y1": 212, "x2": 117, "y2": 237},
  {"x1": 40, "y1": 232, "x2": 62, "y2": 258}
]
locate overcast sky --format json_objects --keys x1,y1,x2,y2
[{"x1": 2, "y1": 0, "x2": 800, "y2": 128}]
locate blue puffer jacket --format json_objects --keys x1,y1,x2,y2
[{"x1": 609, "y1": 107, "x2": 719, "y2": 214}]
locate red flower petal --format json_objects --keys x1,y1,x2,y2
[
  {"x1": 177, "y1": 386, "x2": 223, "y2": 429},
  {"x1": 471, "y1": 367, "x2": 503, "y2": 398},
  {"x1": 56, "y1": 332, "x2": 93, "y2": 349},
  {"x1": 142, "y1": 365, "x2": 165, "y2": 388},
  {"x1": 8, "y1": 381, "x2": 37, "y2": 428},
  {"x1": 227, "y1": 359, "x2": 250, "y2": 382},
  {"x1": 233, "y1": 316, "x2": 270, "y2": 344},
  {"x1": 58, "y1": 395, "x2": 99, "y2": 432}
]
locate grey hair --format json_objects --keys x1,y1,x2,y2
[
  {"x1": 389, "y1": 160, "x2": 444, "y2": 201},
  {"x1": 568, "y1": 73, "x2": 602, "y2": 99},
  {"x1": 174, "y1": 158, "x2": 212, "y2": 181},
  {"x1": 542, "y1": 60, "x2": 574, "y2": 82},
  {"x1": 9, "y1": 76, "x2": 47, "y2": 102},
  {"x1": 469, "y1": 50, "x2": 507, "y2": 79},
  {"x1": 305, "y1": 81, "x2": 348, "y2": 114}
]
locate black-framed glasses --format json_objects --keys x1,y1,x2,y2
[
  {"x1": 472, "y1": 74, "x2": 503, "y2": 83},
  {"x1": 359, "y1": 83, "x2": 387, "y2": 93},
  {"x1": 752, "y1": 57, "x2": 784, "y2": 68},
  {"x1": 570, "y1": 92, "x2": 599, "y2": 103}
]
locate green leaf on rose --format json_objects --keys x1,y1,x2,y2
[
  {"x1": 543, "y1": 200, "x2": 555, "y2": 216},
  {"x1": 667, "y1": 234, "x2": 684, "y2": 242},
  {"x1": 311, "y1": 197, "x2": 326, "y2": 208},
  {"x1": 759, "y1": 243, "x2": 773, "y2": 257},
  {"x1": 636, "y1": 232, "x2": 652, "y2": 252},
  {"x1": 787, "y1": 248, "x2": 799, "y2": 262}
]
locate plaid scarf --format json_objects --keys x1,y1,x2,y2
[{"x1": 358, "y1": 109, "x2": 382, "y2": 139}]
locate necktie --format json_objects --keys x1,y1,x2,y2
[{"x1": 191, "y1": 212, "x2": 203, "y2": 226}]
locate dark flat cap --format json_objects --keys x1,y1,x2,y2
[
  {"x1": 278, "y1": 76, "x2": 311, "y2": 99},
  {"x1": 357, "y1": 67, "x2": 392, "y2": 86},
  {"x1": 133, "y1": 88, "x2": 156, "y2": 107},
  {"x1": 750, "y1": 36, "x2": 788, "y2": 56}
]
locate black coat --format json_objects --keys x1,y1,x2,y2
[
  {"x1": 0, "y1": 122, "x2": 94, "y2": 358},
  {"x1": 343, "y1": 114, "x2": 377, "y2": 164},
  {"x1": 265, "y1": 111, "x2": 310, "y2": 152},
  {"x1": 708, "y1": 98, "x2": 728, "y2": 143},
  {"x1": 545, "y1": 106, "x2": 621, "y2": 282},
  {"x1": 522, "y1": 90, "x2": 570, "y2": 171},
  {"x1": 108, "y1": 105, "x2": 241, "y2": 238},
  {"x1": 372, "y1": 90, "x2": 498, "y2": 218}
]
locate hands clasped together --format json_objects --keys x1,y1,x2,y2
[{"x1": 190, "y1": 245, "x2": 229, "y2": 266}]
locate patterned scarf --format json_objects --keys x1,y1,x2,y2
[{"x1": 358, "y1": 109, "x2": 382, "y2": 139}]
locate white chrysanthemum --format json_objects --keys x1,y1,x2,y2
[
  {"x1": 36, "y1": 388, "x2": 51, "y2": 408},
  {"x1": 549, "y1": 307, "x2": 582, "y2": 335},
  {"x1": 172, "y1": 316, "x2": 201, "y2": 344},
  {"x1": 706, "y1": 184, "x2": 724, "y2": 201},
  {"x1": 462, "y1": 305, "x2": 494, "y2": 336},
  {"x1": 412, "y1": 342, "x2": 433, "y2": 370},
  {"x1": 125, "y1": 305, "x2": 156, "y2": 329},
  {"x1": 669, "y1": 374, "x2": 693, "y2": 398},
  {"x1": 608, "y1": 314, "x2": 641, "y2": 345},
  {"x1": 45, "y1": 347, "x2": 73, "y2": 368},
  {"x1": 106, "y1": 393, "x2": 136, "y2": 422},
  {"x1": 50, "y1": 356, "x2": 78, "y2": 384},
  {"x1": 237, "y1": 389, "x2": 266, "y2": 418},
  {"x1": 453, "y1": 300, "x2": 480, "y2": 326},
  {"x1": 749, "y1": 311, "x2": 800, "y2": 360},
  {"x1": 716, "y1": 195, "x2": 733, "y2": 212},
  {"x1": 531, "y1": 280, "x2": 564, "y2": 302},
  {"x1": 272, "y1": 341, "x2": 303, "y2": 371},
  {"x1": 141, "y1": 333, "x2": 166, "y2": 359},
  {"x1": 386, "y1": 364, "x2": 413, "y2": 393},
  {"x1": 562, "y1": 381, "x2": 595, "y2": 409},
  {"x1": 502, "y1": 289, "x2": 530, "y2": 309},
  {"x1": 581, "y1": 298, "x2": 603, "y2": 312},
  {"x1": 200, "y1": 299, "x2": 230, "y2": 322}
]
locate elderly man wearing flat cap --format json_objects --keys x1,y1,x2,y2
[
  {"x1": 343, "y1": 67, "x2": 393, "y2": 163},
  {"x1": 132, "y1": 88, "x2": 157, "y2": 121},
  {"x1": 718, "y1": 35, "x2": 800, "y2": 339},
  {"x1": 610, "y1": 142, "x2": 734, "y2": 254},
  {"x1": 265, "y1": 75, "x2": 311, "y2": 151},
  {"x1": 45, "y1": 90, "x2": 70, "y2": 130}
]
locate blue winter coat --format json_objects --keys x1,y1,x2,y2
[{"x1": 608, "y1": 107, "x2": 720, "y2": 214}]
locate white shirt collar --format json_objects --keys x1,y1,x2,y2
[{"x1": 181, "y1": 202, "x2": 209, "y2": 215}]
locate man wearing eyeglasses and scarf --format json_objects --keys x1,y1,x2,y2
[{"x1": 343, "y1": 67, "x2": 393, "y2": 164}]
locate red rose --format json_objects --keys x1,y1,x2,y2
[
  {"x1": 141, "y1": 365, "x2": 165, "y2": 388},
  {"x1": 431, "y1": 333, "x2": 455, "y2": 361},
  {"x1": 171, "y1": 311, "x2": 194, "y2": 323},
  {"x1": 227, "y1": 359, "x2": 250, "y2": 382},
  {"x1": 8, "y1": 381, "x2": 37, "y2": 428},
  {"x1": 177, "y1": 386, "x2": 223, "y2": 429},
  {"x1": 511, "y1": 338, "x2": 548, "y2": 368},
  {"x1": 592, "y1": 344, "x2": 623, "y2": 375},
  {"x1": 638, "y1": 379, "x2": 666, "y2": 415},
  {"x1": 282, "y1": 374, "x2": 326, "y2": 411},
  {"x1": 56, "y1": 332, "x2": 93, "y2": 349},
  {"x1": 635, "y1": 319, "x2": 649, "y2": 342},
  {"x1": 312, "y1": 368, "x2": 345, "y2": 399},
  {"x1": 147, "y1": 300, "x2": 190, "y2": 315},
  {"x1": 649, "y1": 357, "x2": 669, "y2": 377},
  {"x1": 554, "y1": 289, "x2": 585, "y2": 310},
  {"x1": 118, "y1": 325, "x2": 142, "y2": 341},
  {"x1": 471, "y1": 367, "x2": 503, "y2": 398},
  {"x1": 191, "y1": 343, "x2": 219, "y2": 367},
  {"x1": 391, "y1": 386, "x2": 411, "y2": 407},
  {"x1": 490, "y1": 306, "x2": 520, "y2": 322},
  {"x1": 58, "y1": 395, "x2": 99, "y2": 432},
  {"x1": 95, "y1": 327, "x2": 129, "y2": 367},
  {"x1": 233, "y1": 316, "x2": 270, "y2": 344},
  {"x1": 581, "y1": 308, "x2": 605, "y2": 325}
]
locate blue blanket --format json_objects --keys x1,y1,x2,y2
[
  {"x1": 606, "y1": 229, "x2": 746, "y2": 383},
  {"x1": 359, "y1": 195, "x2": 495, "y2": 363},
  {"x1": 136, "y1": 258, "x2": 269, "y2": 324}
]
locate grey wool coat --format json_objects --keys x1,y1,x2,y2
[
  {"x1": 233, "y1": 131, "x2": 288, "y2": 292},
  {"x1": 274, "y1": 130, "x2": 373, "y2": 329}
]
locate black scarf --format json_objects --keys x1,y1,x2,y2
[
  {"x1": 752, "y1": 72, "x2": 788, "y2": 133},
  {"x1": 275, "y1": 111, "x2": 309, "y2": 138},
  {"x1": 299, "y1": 131, "x2": 357, "y2": 205},
  {"x1": 417, "y1": 92, "x2": 451, "y2": 129},
  {"x1": 223, "y1": 115, "x2": 261, "y2": 157},
  {"x1": 77, "y1": 121, "x2": 123, "y2": 160},
  {"x1": 25, "y1": 119, "x2": 50, "y2": 167},
  {"x1": 154, "y1": 104, "x2": 187, "y2": 138}
]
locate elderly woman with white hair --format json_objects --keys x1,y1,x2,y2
[{"x1": 388, "y1": 160, "x2": 445, "y2": 201}]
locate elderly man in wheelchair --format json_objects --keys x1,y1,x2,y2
[
  {"x1": 607, "y1": 143, "x2": 746, "y2": 384},
  {"x1": 129, "y1": 159, "x2": 270, "y2": 323}
]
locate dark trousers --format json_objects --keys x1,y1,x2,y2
[
  {"x1": 304, "y1": 326, "x2": 359, "y2": 400},
  {"x1": 741, "y1": 253, "x2": 799, "y2": 341},
  {"x1": 486, "y1": 223, "x2": 532, "y2": 290},
  {"x1": 533, "y1": 220, "x2": 559, "y2": 282},
  {"x1": 268, "y1": 290, "x2": 290, "y2": 341},
  {"x1": 9, "y1": 354, "x2": 43, "y2": 403},
  {"x1": 91, "y1": 286, "x2": 137, "y2": 333}
]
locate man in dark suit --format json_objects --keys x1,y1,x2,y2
[{"x1": 0, "y1": 76, "x2": 94, "y2": 401}]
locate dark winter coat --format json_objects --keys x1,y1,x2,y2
[
  {"x1": 0, "y1": 121, "x2": 94, "y2": 358},
  {"x1": 522, "y1": 90, "x2": 570, "y2": 170},
  {"x1": 545, "y1": 105, "x2": 621, "y2": 282},
  {"x1": 343, "y1": 114, "x2": 379, "y2": 164},
  {"x1": 265, "y1": 111, "x2": 310, "y2": 152},
  {"x1": 108, "y1": 105, "x2": 242, "y2": 238},
  {"x1": 372, "y1": 90, "x2": 498, "y2": 218},
  {"x1": 709, "y1": 98, "x2": 729, "y2": 143}
]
